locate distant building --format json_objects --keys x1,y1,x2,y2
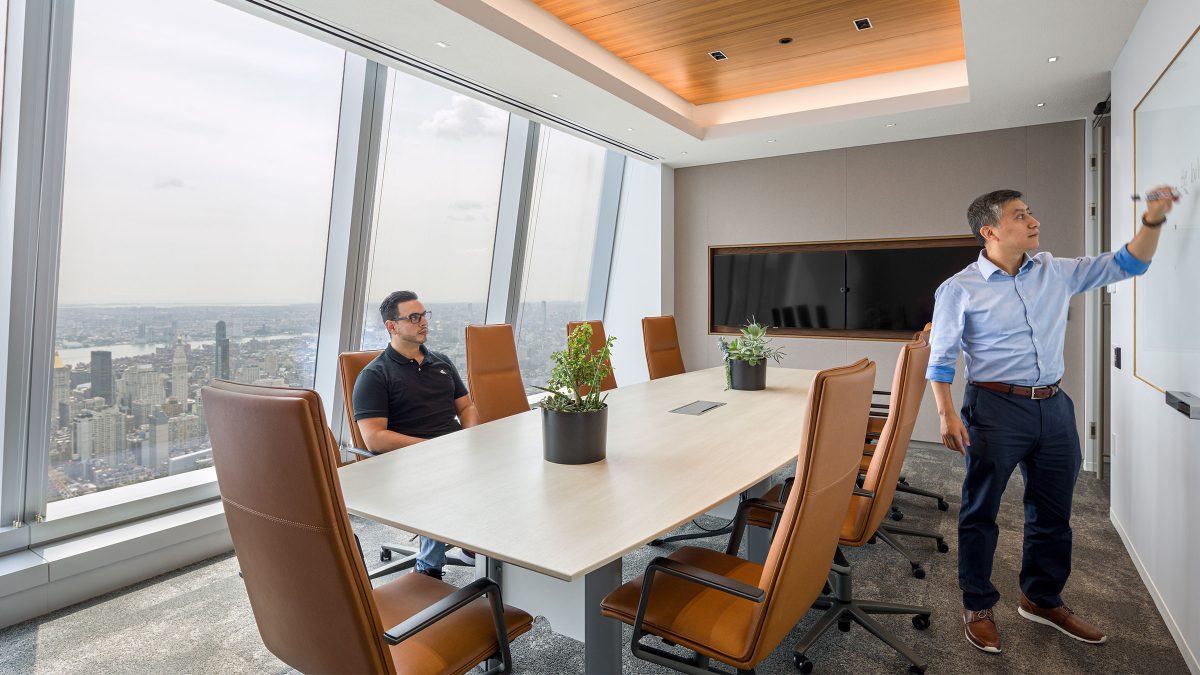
[
  {"x1": 52, "y1": 351, "x2": 70, "y2": 428},
  {"x1": 168, "y1": 413, "x2": 201, "y2": 452},
  {"x1": 73, "y1": 407, "x2": 125, "y2": 467},
  {"x1": 123, "y1": 364, "x2": 162, "y2": 406},
  {"x1": 214, "y1": 321, "x2": 230, "y2": 380},
  {"x1": 171, "y1": 336, "x2": 189, "y2": 402},
  {"x1": 90, "y1": 350, "x2": 114, "y2": 404}
]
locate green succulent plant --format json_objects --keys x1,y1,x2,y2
[{"x1": 719, "y1": 320, "x2": 785, "y2": 388}]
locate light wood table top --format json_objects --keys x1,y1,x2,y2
[{"x1": 338, "y1": 366, "x2": 817, "y2": 581}]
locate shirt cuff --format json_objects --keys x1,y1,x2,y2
[
  {"x1": 1115, "y1": 244, "x2": 1151, "y2": 276},
  {"x1": 926, "y1": 364, "x2": 955, "y2": 383}
]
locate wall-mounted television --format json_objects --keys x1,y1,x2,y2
[{"x1": 710, "y1": 236, "x2": 980, "y2": 339}]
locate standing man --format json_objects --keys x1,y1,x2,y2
[
  {"x1": 353, "y1": 290, "x2": 480, "y2": 580},
  {"x1": 927, "y1": 186, "x2": 1176, "y2": 653}
]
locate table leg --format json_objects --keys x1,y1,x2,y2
[
  {"x1": 584, "y1": 558, "x2": 622, "y2": 674},
  {"x1": 745, "y1": 478, "x2": 773, "y2": 563}
]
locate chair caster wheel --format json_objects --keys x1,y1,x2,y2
[
  {"x1": 891, "y1": 510, "x2": 904, "y2": 522},
  {"x1": 911, "y1": 565, "x2": 926, "y2": 579},
  {"x1": 937, "y1": 499, "x2": 949, "y2": 511},
  {"x1": 912, "y1": 614, "x2": 930, "y2": 630},
  {"x1": 908, "y1": 665, "x2": 927, "y2": 674},
  {"x1": 793, "y1": 653, "x2": 813, "y2": 674},
  {"x1": 837, "y1": 618, "x2": 851, "y2": 632},
  {"x1": 936, "y1": 540, "x2": 950, "y2": 553},
  {"x1": 649, "y1": 539, "x2": 664, "y2": 546},
  {"x1": 899, "y1": 477, "x2": 909, "y2": 485},
  {"x1": 380, "y1": 549, "x2": 392, "y2": 563}
]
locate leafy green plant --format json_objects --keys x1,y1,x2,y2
[
  {"x1": 535, "y1": 323, "x2": 616, "y2": 413},
  {"x1": 719, "y1": 320, "x2": 785, "y2": 388}
]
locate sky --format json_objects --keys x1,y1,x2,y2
[{"x1": 56, "y1": 0, "x2": 606, "y2": 307}]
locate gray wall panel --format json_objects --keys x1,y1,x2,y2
[{"x1": 676, "y1": 120, "x2": 1087, "y2": 442}]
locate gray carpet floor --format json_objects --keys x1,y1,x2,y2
[{"x1": 0, "y1": 443, "x2": 1188, "y2": 674}]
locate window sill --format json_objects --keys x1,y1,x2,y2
[{"x1": 33, "y1": 469, "x2": 219, "y2": 546}]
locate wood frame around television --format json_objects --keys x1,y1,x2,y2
[{"x1": 708, "y1": 234, "x2": 979, "y2": 340}]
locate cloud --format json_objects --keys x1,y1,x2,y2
[
  {"x1": 420, "y1": 95, "x2": 507, "y2": 140},
  {"x1": 452, "y1": 199, "x2": 486, "y2": 211},
  {"x1": 153, "y1": 177, "x2": 188, "y2": 190}
]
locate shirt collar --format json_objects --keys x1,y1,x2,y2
[
  {"x1": 385, "y1": 343, "x2": 430, "y2": 365},
  {"x1": 976, "y1": 250, "x2": 1037, "y2": 279}
]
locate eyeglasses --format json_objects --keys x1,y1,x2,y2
[{"x1": 394, "y1": 310, "x2": 432, "y2": 324}]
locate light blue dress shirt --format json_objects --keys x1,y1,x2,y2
[{"x1": 926, "y1": 246, "x2": 1150, "y2": 386}]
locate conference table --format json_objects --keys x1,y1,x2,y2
[{"x1": 338, "y1": 365, "x2": 818, "y2": 673}]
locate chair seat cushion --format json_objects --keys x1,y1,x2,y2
[
  {"x1": 600, "y1": 546, "x2": 763, "y2": 663},
  {"x1": 375, "y1": 572, "x2": 534, "y2": 675}
]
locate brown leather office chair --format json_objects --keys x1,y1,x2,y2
[
  {"x1": 642, "y1": 316, "x2": 685, "y2": 380},
  {"x1": 464, "y1": 325, "x2": 530, "y2": 424},
  {"x1": 770, "y1": 336, "x2": 934, "y2": 674},
  {"x1": 337, "y1": 351, "x2": 475, "y2": 579},
  {"x1": 892, "y1": 323, "x2": 951, "y2": 512},
  {"x1": 203, "y1": 380, "x2": 533, "y2": 675},
  {"x1": 599, "y1": 359, "x2": 877, "y2": 674},
  {"x1": 566, "y1": 320, "x2": 617, "y2": 391}
]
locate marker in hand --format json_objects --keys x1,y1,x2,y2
[{"x1": 1131, "y1": 188, "x2": 1183, "y2": 202}]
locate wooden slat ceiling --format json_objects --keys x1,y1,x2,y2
[{"x1": 530, "y1": 0, "x2": 965, "y2": 105}]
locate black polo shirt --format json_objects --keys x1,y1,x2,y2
[{"x1": 352, "y1": 344, "x2": 469, "y2": 440}]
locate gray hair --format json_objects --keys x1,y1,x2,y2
[{"x1": 967, "y1": 189, "x2": 1023, "y2": 245}]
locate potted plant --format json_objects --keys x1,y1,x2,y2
[
  {"x1": 534, "y1": 323, "x2": 617, "y2": 465},
  {"x1": 718, "y1": 320, "x2": 785, "y2": 391}
]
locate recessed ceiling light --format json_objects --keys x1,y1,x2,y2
[
  {"x1": 709, "y1": 51, "x2": 728, "y2": 61},
  {"x1": 778, "y1": 37, "x2": 793, "y2": 45},
  {"x1": 551, "y1": 93, "x2": 560, "y2": 98},
  {"x1": 681, "y1": 151, "x2": 688, "y2": 155},
  {"x1": 626, "y1": 127, "x2": 635, "y2": 132},
  {"x1": 853, "y1": 17, "x2": 872, "y2": 31},
  {"x1": 885, "y1": 123, "x2": 897, "y2": 128},
  {"x1": 767, "y1": 139, "x2": 776, "y2": 143},
  {"x1": 434, "y1": 41, "x2": 449, "y2": 48},
  {"x1": 1047, "y1": 56, "x2": 1058, "y2": 62},
  {"x1": 1036, "y1": 102, "x2": 1046, "y2": 107}
]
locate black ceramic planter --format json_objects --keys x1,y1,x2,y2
[
  {"x1": 542, "y1": 405, "x2": 608, "y2": 464},
  {"x1": 730, "y1": 360, "x2": 767, "y2": 391}
]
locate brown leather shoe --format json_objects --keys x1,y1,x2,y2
[
  {"x1": 963, "y1": 607, "x2": 1001, "y2": 653},
  {"x1": 1018, "y1": 594, "x2": 1107, "y2": 644}
]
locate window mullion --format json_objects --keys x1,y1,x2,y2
[
  {"x1": 485, "y1": 117, "x2": 537, "y2": 326},
  {"x1": 314, "y1": 54, "x2": 387, "y2": 438},
  {"x1": 583, "y1": 151, "x2": 626, "y2": 320}
]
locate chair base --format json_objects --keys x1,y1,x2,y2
[
  {"x1": 793, "y1": 550, "x2": 929, "y2": 674},
  {"x1": 896, "y1": 478, "x2": 950, "y2": 511},
  {"x1": 631, "y1": 638, "x2": 756, "y2": 675},
  {"x1": 873, "y1": 524, "x2": 948, "y2": 579}
]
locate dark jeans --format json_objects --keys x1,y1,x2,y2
[{"x1": 958, "y1": 384, "x2": 1081, "y2": 611}]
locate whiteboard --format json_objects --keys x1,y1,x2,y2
[{"x1": 1134, "y1": 28, "x2": 1200, "y2": 394}]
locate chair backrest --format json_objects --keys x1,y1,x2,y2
[
  {"x1": 842, "y1": 334, "x2": 932, "y2": 545},
  {"x1": 566, "y1": 320, "x2": 617, "y2": 392},
  {"x1": 747, "y1": 359, "x2": 876, "y2": 663},
  {"x1": 202, "y1": 380, "x2": 395, "y2": 675},
  {"x1": 338, "y1": 350, "x2": 382, "y2": 452},
  {"x1": 642, "y1": 316, "x2": 685, "y2": 380},
  {"x1": 465, "y1": 324, "x2": 530, "y2": 423}
]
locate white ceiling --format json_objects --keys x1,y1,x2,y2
[{"x1": 238, "y1": 0, "x2": 1147, "y2": 168}]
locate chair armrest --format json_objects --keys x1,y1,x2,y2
[
  {"x1": 726, "y1": 497, "x2": 787, "y2": 554},
  {"x1": 642, "y1": 556, "x2": 765, "y2": 603},
  {"x1": 383, "y1": 577, "x2": 504, "y2": 645},
  {"x1": 346, "y1": 446, "x2": 377, "y2": 459}
]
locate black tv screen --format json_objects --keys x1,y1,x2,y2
[
  {"x1": 845, "y1": 247, "x2": 980, "y2": 331},
  {"x1": 711, "y1": 251, "x2": 845, "y2": 329}
]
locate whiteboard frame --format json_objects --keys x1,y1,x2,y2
[{"x1": 1131, "y1": 23, "x2": 1200, "y2": 393}]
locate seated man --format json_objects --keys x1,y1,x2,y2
[{"x1": 352, "y1": 290, "x2": 479, "y2": 579}]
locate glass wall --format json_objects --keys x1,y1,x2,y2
[
  {"x1": 359, "y1": 70, "x2": 509, "y2": 374},
  {"x1": 45, "y1": 0, "x2": 344, "y2": 503},
  {"x1": 513, "y1": 128, "x2": 607, "y2": 391}
]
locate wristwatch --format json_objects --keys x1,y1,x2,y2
[{"x1": 1142, "y1": 214, "x2": 1166, "y2": 228}]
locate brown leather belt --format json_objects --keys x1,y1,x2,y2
[{"x1": 972, "y1": 381, "x2": 1060, "y2": 400}]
